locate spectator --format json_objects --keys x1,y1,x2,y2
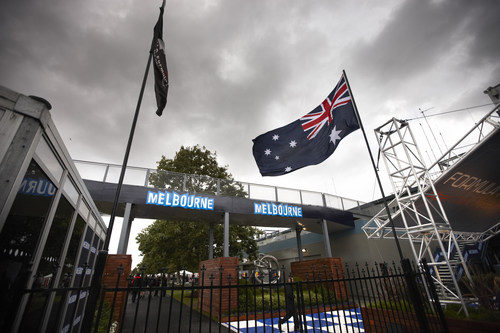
[{"x1": 131, "y1": 274, "x2": 142, "y2": 303}]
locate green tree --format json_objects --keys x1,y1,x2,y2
[
  {"x1": 148, "y1": 145, "x2": 246, "y2": 197},
  {"x1": 136, "y1": 145, "x2": 261, "y2": 273}
]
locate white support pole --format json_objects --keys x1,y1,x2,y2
[
  {"x1": 209, "y1": 223, "x2": 214, "y2": 259},
  {"x1": 223, "y1": 212, "x2": 229, "y2": 257},
  {"x1": 321, "y1": 194, "x2": 333, "y2": 257},
  {"x1": 322, "y1": 219, "x2": 333, "y2": 258},
  {"x1": 117, "y1": 203, "x2": 133, "y2": 254}
]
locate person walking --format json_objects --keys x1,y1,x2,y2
[{"x1": 131, "y1": 274, "x2": 142, "y2": 303}]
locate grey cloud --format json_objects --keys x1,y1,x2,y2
[
  {"x1": 0, "y1": 0, "x2": 498, "y2": 202},
  {"x1": 353, "y1": 0, "x2": 500, "y2": 83}
]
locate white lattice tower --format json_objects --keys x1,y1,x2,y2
[
  {"x1": 373, "y1": 118, "x2": 471, "y2": 309},
  {"x1": 363, "y1": 107, "x2": 499, "y2": 243}
]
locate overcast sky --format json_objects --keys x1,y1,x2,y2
[{"x1": 1, "y1": 0, "x2": 499, "y2": 266}]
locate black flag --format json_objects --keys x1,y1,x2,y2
[{"x1": 152, "y1": 4, "x2": 169, "y2": 116}]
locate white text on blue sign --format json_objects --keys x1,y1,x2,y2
[
  {"x1": 254, "y1": 202, "x2": 302, "y2": 217},
  {"x1": 146, "y1": 191, "x2": 214, "y2": 210},
  {"x1": 18, "y1": 178, "x2": 56, "y2": 196}
]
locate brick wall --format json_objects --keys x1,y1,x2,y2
[
  {"x1": 290, "y1": 258, "x2": 348, "y2": 299},
  {"x1": 198, "y1": 257, "x2": 239, "y2": 316},
  {"x1": 101, "y1": 254, "x2": 132, "y2": 326}
]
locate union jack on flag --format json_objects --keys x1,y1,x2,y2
[
  {"x1": 300, "y1": 75, "x2": 352, "y2": 140},
  {"x1": 252, "y1": 72, "x2": 360, "y2": 176}
]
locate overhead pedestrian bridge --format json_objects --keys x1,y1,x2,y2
[{"x1": 74, "y1": 160, "x2": 363, "y2": 255}]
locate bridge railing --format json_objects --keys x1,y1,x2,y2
[{"x1": 73, "y1": 160, "x2": 364, "y2": 212}]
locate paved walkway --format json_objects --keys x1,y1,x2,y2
[
  {"x1": 120, "y1": 294, "x2": 230, "y2": 332},
  {"x1": 119, "y1": 294, "x2": 364, "y2": 332}
]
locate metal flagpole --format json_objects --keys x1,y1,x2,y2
[
  {"x1": 103, "y1": 0, "x2": 165, "y2": 250},
  {"x1": 343, "y1": 72, "x2": 437, "y2": 331},
  {"x1": 342, "y1": 69, "x2": 405, "y2": 262},
  {"x1": 82, "y1": 3, "x2": 165, "y2": 331},
  {"x1": 103, "y1": 51, "x2": 152, "y2": 251}
]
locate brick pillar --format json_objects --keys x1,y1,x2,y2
[
  {"x1": 291, "y1": 257, "x2": 348, "y2": 299},
  {"x1": 102, "y1": 254, "x2": 132, "y2": 327},
  {"x1": 198, "y1": 257, "x2": 239, "y2": 316}
]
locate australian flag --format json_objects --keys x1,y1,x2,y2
[
  {"x1": 151, "y1": 3, "x2": 169, "y2": 117},
  {"x1": 252, "y1": 73, "x2": 360, "y2": 176}
]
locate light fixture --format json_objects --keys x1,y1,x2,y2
[{"x1": 301, "y1": 248, "x2": 307, "y2": 253}]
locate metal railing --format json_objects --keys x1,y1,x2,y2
[
  {"x1": 73, "y1": 159, "x2": 365, "y2": 212},
  {"x1": 427, "y1": 106, "x2": 499, "y2": 182},
  {"x1": 15, "y1": 259, "x2": 448, "y2": 332},
  {"x1": 95, "y1": 259, "x2": 445, "y2": 332}
]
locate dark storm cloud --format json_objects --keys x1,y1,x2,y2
[
  {"x1": 0, "y1": 0, "x2": 156, "y2": 162},
  {"x1": 353, "y1": 0, "x2": 500, "y2": 83},
  {"x1": 2, "y1": 0, "x2": 498, "y2": 263},
  {"x1": 0, "y1": 0, "x2": 498, "y2": 199}
]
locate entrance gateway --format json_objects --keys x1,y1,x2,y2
[
  {"x1": 82, "y1": 169, "x2": 356, "y2": 259},
  {"x1": 80, "y1": 165, "x2": 446, "y2": 332}
]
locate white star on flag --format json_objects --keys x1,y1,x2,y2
[
  {"x1": 275, "y1": 156, "x2": 279, "y2": 160},
  {"x1": 289, "y1": 140, "x2": 297, "y2": 148},
  {"x1": 264, "y1": 149, "x2": 271, "y2": 156},
  {"x1": 272, "y1": 134, "x2": 279, "y2": 141},
  {"x1": 329, "y1": 126, "x2": 342, "y2": 146},
  {"x1": 285, "y1": 166, "x2": 292, "y2": 172}
]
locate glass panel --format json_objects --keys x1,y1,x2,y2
[
  {"x1": 62, "y1": 178, "x2": 79, "y2": 206},
  {"x1": 74, "y1": 227, "x2": 92, "y2": 287},
  {"x1": 88, "y1": 215, "x2": 96, "y2": 230},
  {"x1": 325, "y1": 194, "x2": 343, "y2": 210},
  {"x1": 276, "y1": 188, "x2": 302, "y2": 204},
  {"x1": 342, "y1": 198, "x2": 360, "y2": 210},
  {"x1": 60, "y1": 215, "x2": 85, "y2": 286},
  {"x1": 104, "y1": 165, "x2": 148, "y2": 186},
  {"x1": 73, "y1": 162, "x2": 107, "y2": 182},
  {"x1": 62, "y1": 227, "x2": 92, "y2": 330},
  {"x1": 0, "y1": 160, "x2": 56, "y2": 330},
  {"x1": 300, "y1": 190, "x2": 323, "y2": 206},
  {"x1": 148, "y1": 169, "x2": 185, "y2": 191},
  {"x1": 45, "y1": 215, "x2": 85, "y2": 333},
  {"x1": 219, "y1": 179, "x2": 248, "y2": 198},
  {"x1": 78, "y1": 201, "x2": 89, "y2": 220},
  {"x1": 35, "y1": 138, "x2": 64, "y2": 182},
  {"x1": 248, "y1": 184, "x2": 276, "y2": 201},
  {"x1": 20, "y1": 196, "x2": 75, "y2": 331},
  {"x1": 84, "y1": 234, "x2": 99, "y2": 286}
]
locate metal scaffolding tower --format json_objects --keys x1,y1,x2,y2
[{"x1": 362, "y1": 106, "x2": 499, "y2": 311}]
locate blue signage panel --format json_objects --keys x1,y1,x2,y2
[
  {"x1": 254, "y1": 202, "x2": 303, "y2": 217},
  {"x1": 18, "y1": 178, "x2": 56, "y2": 196},
  {"x1": 146, "y1": 190, "x2": 214, "y2": 210}
]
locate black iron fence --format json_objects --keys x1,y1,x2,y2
[
  {"x1": 34, "y1": 258, "x2": 446, "y2": 333},
  {"x1": 14, "y1": 257, "x2": 447, "y2": 332}
]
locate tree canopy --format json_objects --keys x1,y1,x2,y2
[{"x1": 136, "y1": 145, "x2": 261, "y2": 273}]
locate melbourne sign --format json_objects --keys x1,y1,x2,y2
[
  {"x1": 146, "y1": 190, "x2": 214, "y2": 210},
  {"x1": 254, "y1": 202, "x2": 303, "y2": 217}
]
